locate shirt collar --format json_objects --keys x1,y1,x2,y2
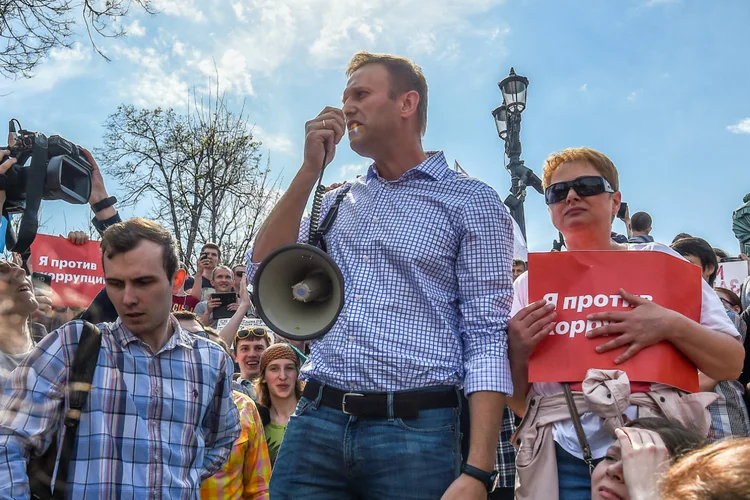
[
  {"x1": 365, "y1": 151, "x2": 449, "y2": 183},
  {"x1": 113, "y1": 315, "x2": 194, "y2": 352}
]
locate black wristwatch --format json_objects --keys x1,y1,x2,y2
[
  {"x1": 90, "y1": 195, "x2": 117, "y2": 213},
  {"x1": 461, "y1": 463, "x2": 498, "y2": 492}
]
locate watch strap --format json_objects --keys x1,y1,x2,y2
[
  {"x1": 461, "y1": 463, "x2": 498, "y2": 492},
  {"x1": 91, "y1": 213, "x2": 122, "y2": 235},
  {"x1": 91, "y1": 196, "x2": 117, "y2": 213}
]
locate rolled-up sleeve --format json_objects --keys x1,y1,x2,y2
[{"x1": 456, "y1": 184, "x2": 515, "y2": 396}]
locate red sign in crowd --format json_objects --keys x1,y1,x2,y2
[
  {"x1": 30, "y1": 234, "x2": 104, "y2": 308},
  {"x1": 528, "y1": 251, "x2": 702, "y2": 393}
]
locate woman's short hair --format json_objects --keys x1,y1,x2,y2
[{"x1": 541, "y1": 147, "x2": 619, "y2": 191}]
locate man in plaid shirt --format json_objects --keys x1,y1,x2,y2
[{"x1": 0, "y1": 218, "x2": 241, "y2": 499}]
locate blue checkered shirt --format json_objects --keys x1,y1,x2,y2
[
  {"x1": 248, "y1": 151, "x2": 514, "y2": 395},
  {"x1": 0, "y1": 318, "x2": 240, "y2": 499}
]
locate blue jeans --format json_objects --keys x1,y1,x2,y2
[
  {"x1": 269, "y1": 385, "x2": 462, "y2": 499},
  {"x1": 555, "y1": 443, "x2": 600, "y2": 500}
]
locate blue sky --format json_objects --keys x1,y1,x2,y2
[{"x1": 2, "y1": 0, "x2": 749, "y2": 253}]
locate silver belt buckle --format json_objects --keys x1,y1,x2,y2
[{"x1": 342, "y1": 392, "x2": 364, "y2": 415}]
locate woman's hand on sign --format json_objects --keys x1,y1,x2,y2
[
  {"x1": 586, "y1": 289, "x2": 679, "y2": 364},
  {"x1": 508, "y1": 300, "x2": 557, "y2": 361}
]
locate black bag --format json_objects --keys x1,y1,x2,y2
[{"x1": 28, "y1": 322, "x2": 102, "y2": 500}]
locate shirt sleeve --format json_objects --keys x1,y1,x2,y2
[
  {"x1": 242, "y1": 399, "x2": 271, "y2": 500},
  {"x1": 194, "y1": 301, "x2": 207, "y2": 317},
  {"x1": 511, "y1": 271, "x2": 529, "y2": 317},
  {"x1": 456, "y1": 183, "x2": 515, "y2": 396},
  {"x1": 0, "y1": 325, "x2": 72, "y2": 498},
  {"x1": 200, "y1": 349, "x2": 242, "y2": 481}
]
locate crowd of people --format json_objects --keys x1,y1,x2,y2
[{"x1": 0, "y1": 50, "x2": 748, "y2": 500}]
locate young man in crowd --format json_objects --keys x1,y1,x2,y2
[
  {"x1": 0, "y1": 218, "x2": 241, "y2": 498},
  {"x1": 234, "y1": 328, "x2": 273, "y2": 400},
  {"x1": 188, "y1": 243, "x2": 222, "y2": 301},
  {"x1": 512, "y1": 259, "x2": 527, "y2": 282},
  {"x1": 194, "y1": 265, "x2": 239, "y2": 328},
  {"x1": 671, "y1": 236, "x2": 750, "y2": 439},
  {"x1": 250, "y1": 51, "x2": 513, "y2": 499},
  {"x1": 628, "y1": 211, "x2": 654, "y2": 243}
]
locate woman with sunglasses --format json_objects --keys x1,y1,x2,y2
[
  {"x1": 253, "y1": 343, "x2": 304, "y2": 467},
  {"x1": 508, "y1": 147, "x2": 744, "y2": 500}
]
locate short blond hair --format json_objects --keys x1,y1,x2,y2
[
  {"x1": 346, "y1": 51, "x2": 428, "y2": 136},
  {"x1": 541, "y1": 147, "x2": 619, "y2": 191}
]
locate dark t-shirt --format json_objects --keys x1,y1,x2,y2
[{"x1": 183, "y1": 276, "x2": 212, "y2": 292}]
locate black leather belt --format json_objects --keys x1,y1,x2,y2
[{"x1": 302, "y1": 380, "x2": 459, "y2": 419}]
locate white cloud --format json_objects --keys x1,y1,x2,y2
[
  {"x1": 727, "y1": 118, "x2": 750, "y2": 134},
  {"x1": 194, "y1": 49, "x2": 255, "y2": 96},
  {"x1": 151, "y1": 0, "x2": 205, "y2": 21},
  {"x1": 113, "y1": 46, "x2": 190, "y2": 108},
  {"x1": 172, "y1": 41, "x2": 186, "y2": 56},
  {"x1": 232, "y1": 2, "x2": 246, "y2": 21},
  {"x1": 126, "y1": 20, "x2": 146, "y2": 37},
  {"x1": 253, "y1": 126, "x2": 296, "y2": 155},
  {"x1": 338, "y1": 161, "x2": 370, "y2": 178},
  {"x1": 0, "y1": 43, "x2": 91, "y2": 96},
  {"x1": 579, "y1": 83, "x2": 588, "y2": 92},
  {"x1": 627, "y1": 91, "x2": 638, "y2": 103}
]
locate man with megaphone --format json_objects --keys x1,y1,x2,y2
[{"x1": 248, "y1": 51, "x2": 515, "y2": 500}]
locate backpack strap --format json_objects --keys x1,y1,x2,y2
[{"x1": 53, "y1": 322, "x2": 102, "y2": 498}]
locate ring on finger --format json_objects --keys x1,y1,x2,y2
[{"x1": 322, "y1": 120, "x2": 326, "y2": 129}]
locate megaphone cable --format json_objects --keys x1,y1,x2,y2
[{"x1": 307, "y1": 151, "x2": 328, "y2": 247}]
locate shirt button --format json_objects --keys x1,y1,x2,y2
[
  {"x1": 363, "y1": 256, "x2": 369, "y2": 263},
  {"x1": 373, "y1": 217, "x2": 379, "y2": 223},
  {"x1": 355, "y1": 295, "x2": 361, "y2": 301},
  {"x1": 349, "y1": 336, "x2": 355, "y2": 342},
  {"x1": 348, "y1": 382, "x2": 355, "y2": 389},
  {"x1": 386, "y1": 184, "x2": 393, "y2": 190}
]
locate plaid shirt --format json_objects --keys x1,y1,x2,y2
[
  {"x1": 200, "y1": 392, "x2": 271, "y2": 499},
  {"x1": 494, "y1": 406, "x2": 518, "y2": 489},
  {"x1": 708, "y1": 309, "x2": 750, "y2": 439},
  {"x1": 247, "y1": 151, "x2": 515, "y2": 395},
  {"x1": 0, "y1": 318, "x2": 240, "y2": 499}
]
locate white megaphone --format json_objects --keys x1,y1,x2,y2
[{"x1": 252, "y1": 243, "x2": 345, "y2": 341}]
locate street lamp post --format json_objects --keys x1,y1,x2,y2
[{"x1": 492, "y1": 67, "x2": 543, "y2": 241}]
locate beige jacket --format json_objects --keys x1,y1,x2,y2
[{"x1": 512, "y1": 369, "x2": 718, "y2": 500}]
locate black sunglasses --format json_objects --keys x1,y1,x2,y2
[
  {"x1": 236, "y1": 327, "x2": 267, "y2": 340},
  {"x1": 544, "y1": 176, "x2": 615, "y2": 205}
]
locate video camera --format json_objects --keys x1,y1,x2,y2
[{"x1": 3, "y1": 119, "x2": 93, "y2": 258}]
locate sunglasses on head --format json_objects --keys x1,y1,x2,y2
[
  {"x1": 544, "y1": 176, "x2": 615, "y2": 205},
  {"x1": 236, "y1": 327, "x2": 267, "y2": 340}
]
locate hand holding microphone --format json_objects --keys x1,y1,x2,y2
[{"x1": 302, "y1": 107, "x2": 346, "y2": 177}]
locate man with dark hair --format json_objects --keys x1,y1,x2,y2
[
  {"x1": 0, "y1": 218, "x2": 241, "y2": 498},
  {"x1": 628, "y1": 211, "x2": 654, "y2": 243},
  {"x1": 187, "y1": 242, "x2": 222, "y2": 301},
  {"x1": 671, "y1": 236, "x2": 750, "y2": 439},
  {"x1": 671, "y1": 237, "x2": 719, "y2": 287},
  {"x1": 672, "y1": 232, "x2": 692, "y2": 244},
  {"x1": 250, "y1": 51, "x2": 513, "y2": 499}
]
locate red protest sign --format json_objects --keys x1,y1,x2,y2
[
  {"x1": 30, "y1": 234, "x2": 104, "y2": 308},
  {"x1": 528, "y1": 251, "x2": 702, "y2": 393}
]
